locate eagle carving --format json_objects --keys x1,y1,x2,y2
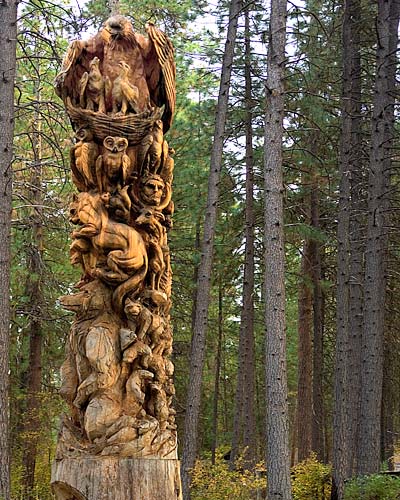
[{"x1": 55, "y1": 15, "x2": 176, "y2": 132}]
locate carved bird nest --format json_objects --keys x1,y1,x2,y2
[{"x1": 66, "y1": 99, "x2": 164, "y2": 145}]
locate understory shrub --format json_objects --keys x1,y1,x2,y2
[
  {"x1": 291, "y1": 453, "x2": 332, "y2": 499},
  {"x1": 190, "y1": 449, "x2": 266, "y2": 500},
  {"x1": 191, "y1": 449, "x2": 332, "y2": 499},
  {"x1": 344, "y1": 474, "x2": 400, "y2": 500}
]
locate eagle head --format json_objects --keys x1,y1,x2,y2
[{"x1": 102, "y1": 15, "x2": 134, "y2": 41}]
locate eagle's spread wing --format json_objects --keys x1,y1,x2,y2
[{"x1": 145, "y1": 23, "x2": 176, "y2": 133}]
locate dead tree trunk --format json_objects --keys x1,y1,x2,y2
[
  {"x1": 52, "y1": 458, "x2": 182, "y2": 500},
  {"x1": 0, "y1": 2, "x2": 18, "y2": 498}
]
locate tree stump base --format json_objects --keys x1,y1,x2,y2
[{"x1": 51, "y1": 457, "x2": 183, "y2": 500}]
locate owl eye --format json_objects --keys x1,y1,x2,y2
[
  {"x1": 104, "y1": 136, "x2": 115, "y2": 149},
  {"x1": 117, "y1": 139, "x2": 127, "y2": 151}
]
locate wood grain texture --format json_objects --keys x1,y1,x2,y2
[
  {"x1": 53, "y1": 15, "x2": 181, "y2": 497},
  {"x1": 52, "y1": 457, "x2": 182, "y2": 500}
]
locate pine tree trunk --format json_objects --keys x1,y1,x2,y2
[
  {"x1": 332, "y1": 0, "x2": 363, "y2": 495},
  {"x1": 180, "y1": 1, "x2": 242, "y2": 497},
  {"x1": 358, "y1": 0, "x2": 400, "y2": 475},
  {"x1": 346, "y1": 7, "x2": 363, "y2": 473},
  {"x1": 241, "y1": 7, "x2": 256, "y2": 467},
  {"x1": 22, "y1": 83, "x2": 44, "y2": 500},
  {"x1": 0, "y1": 2, "x2": 18, "y2": 498},
  {"x1": 231, "y1": 6, "x2": 256, "y2": 470},
  {"x1": 381, "y1": 347, "x2": 395, "y2": 469},
  {"x1": 263, "y1": 0, "x2": 292, "y2": 496},
  {"x1": 296, "y1": 240, "x2": 313, "y2": 462},
  {"x1": 211, "y1": 285, "x2": 223, "y2": 465},
  {"x1": 310, "y1": 179, "x2": 325, "y2": 461},
  {"x1": 297, "y1": 140, "x2": 325, "y2": 464},
  {"x1": 190, "y1": 222, "x2": 201, "y2": 334}
]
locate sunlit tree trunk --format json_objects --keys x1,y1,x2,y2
[
  {"x1": 263, "y1": 0, "x2": 292, "y2": 496},
  {"x1": 0, "y1": 2, "x2": 18, "y2": 498}
]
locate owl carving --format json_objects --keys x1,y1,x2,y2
[
  {"x1": 70, "y1": 128, "x2": 99, "y2": 192},
  {"x1": 96, "y1": 136, "x2": 131, "y2": 194}
]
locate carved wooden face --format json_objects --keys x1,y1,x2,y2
[
  {"x1": 125, "y1": 299, "x2": 142, "y2": 318},
  {"x1": 140, "y1": 176, "x2": 165, "y2": 206},
  {"x1": 103, "y1": 136, "x2": 128, "y2": 154}
]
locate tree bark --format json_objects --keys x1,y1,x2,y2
[
  {"x1": 263, "y1": 0, "x2": 292, "y2": 496},
  {"x1": 52, "y1": 458, "x2": 182, "y2": 500},
  {"x1": 190, "y1": 222, "x2": 201, "y2": 334},
  {"x1": 381, "y1": 344, "x2": 395, "y2": 469},
  {"x1": 211, "y1": 285, "x2": 223, "y2": 465},
  {"x1": 310, "y1": 179, "x2": 325, "y2": 461},
  {"x1": 296, "y1": 240, "x2": 313, "y2": 462},
  {"x1": 0, "y1": 2, "x2": 18, "y2": 498},
  {"x1": 332, "y1": 0, "x2": 363, "y2": 495},
  {"x1": 22, "y1": 81, "x2": 45, "y2": 500},
  {"x1": 180, "y1": 1, "x2": 242, "y2": 497},
  {"x1": 231, "y1": 6, "x2": 256, "y2": 470},
  {"x1": 358, "y1": 0, "x2": 400, "y2": 475},
  {"x1": 241, "y1": 7, "x2": 256, "y2": 468}
]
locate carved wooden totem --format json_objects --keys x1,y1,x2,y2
[{"x1": 51, "y1": 15, "x2": 181, "y2": 500}]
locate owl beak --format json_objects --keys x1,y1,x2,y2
[{"x1": 113, "y1": 147, "x2": 118, "y2": 153}]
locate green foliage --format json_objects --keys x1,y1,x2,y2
[
  {"x1": 191, "y1": 449, "x2": 266, "y2": 500},
  {"x1": 83, "y1": 0, "x2": 206, "y2": 33},
  {"x1": 292, "y1": 454, "x2": 331, "y2": 500},
  {"x1": 11, "y1": 392, "x2": 65, "y2": 500},
  {"x1": 11, "y1": 457, "x2": 53, "y2": 500},
  {"x1": 191, "y1": 451, "x2": 333, "y2": 500},
  {"x1": 344, "y1": 474, "x2": 400, "y2": 500}
]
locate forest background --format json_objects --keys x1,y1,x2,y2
[{"x1": 0, "y1": 0, "x2": 399, "y2": 498}]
